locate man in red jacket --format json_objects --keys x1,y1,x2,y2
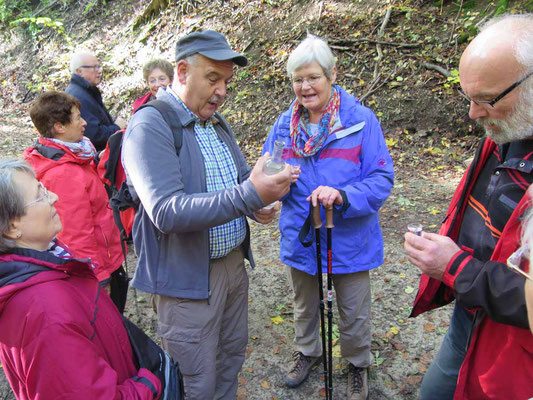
[{"x1": 404, "y1": 13, "x2": 533, "y2": 400}]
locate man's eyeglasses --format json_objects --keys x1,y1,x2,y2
[
  {"x1": 80, "y1": 65, "x2": 102, "y2": 71},
  {"x1": 457, "y1": 71, "x2": 533, "y2": 108},
  {"x1": 25, "y1": 182, "x2": 52, "y2": 208},
  {"x1": 506, "y1": 245, "x2": 532, "y2": 281},
  {"x1": 292, "y1": 74, "x2": 324, "y2": 87}
]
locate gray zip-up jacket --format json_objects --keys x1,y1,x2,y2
[{"x1": 122, "y1": 90, "x2": 265, "y2": 299}]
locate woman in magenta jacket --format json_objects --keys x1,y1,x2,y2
[
  {"x1": 23, "y1": 91, "x2": 128, "y2": 312},
  {"x1": 0, "y1": 159, "x2": 161, "y2": 399}
]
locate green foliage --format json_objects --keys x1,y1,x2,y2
[
  {"x1": 443, "y1": 69, "x2": 460, "y2": 89},
  {"x1": 493, "y1": 0, "x2": 509, "y2": 16},
  {"x1": 10, "y1": 16, "x2": 66, "y2": 38},
  {"x1": 0, "y1": 0, "x2": 30, "y2": 24}
]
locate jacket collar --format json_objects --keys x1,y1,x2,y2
[{"x1": 158, "y1": 87, "x2": 223, "y2": 129}]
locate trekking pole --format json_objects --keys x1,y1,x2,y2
[
  {"x1": 325, "y1": 206, "x2": 334, "y2": 399},
  {"x1": 312, "y1": 204, "x2": 329, "y2": 400}
]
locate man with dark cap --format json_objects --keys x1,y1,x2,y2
[{"x1": 122, "y1": 30, "x2": 297, "y2": 399}]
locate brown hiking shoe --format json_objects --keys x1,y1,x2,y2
[
  {"x1": 348, "y1": 364, "x2": 369, "y2": 400},
  {"x1": 285, "y1": 351, "x2": 321, "y2": 388}
]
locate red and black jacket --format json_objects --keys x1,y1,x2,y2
[{"x1": 411, "y1": 137, "x2": 533, "y2": 399}]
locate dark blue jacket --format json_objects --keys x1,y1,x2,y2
[{"x1": 65, "y1": 74, "x2": 120, "y2": 151}]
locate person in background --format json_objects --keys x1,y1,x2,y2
[
  {"x1": 132, "y1": 59, "x2": 174, "y2": 113},
  {"x1": 23, "y1": 91, "x2": 128, "y2": 313},
  {"x1": 0, "y1": 159, "x2": 161, "y2": 399},
  {"x1": 66, "y1": 50, "x2": 127, "y2": 151},
  {"x1": 263, "y1": 34, "x2": 393, "y2": 400},
  {"x1": 123, "y1": 30, "x2": 295, "y2": 399},
  {"x1": 404, "y1": 13, "x2": 533, "y2": 400}
]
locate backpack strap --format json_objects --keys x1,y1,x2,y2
[
  {"x1": 136, "y1": 99, "x2": 183, "y2": 154},
  {"x1": 101, "y1": 130, "x2": 125, "y2": 196}
]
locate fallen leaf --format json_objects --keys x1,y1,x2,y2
[
  {"x1": 260, "y1": 380, "x2": 271, "y2": 389},
  {"x1": 406, "y1": 375, "x2": 422, "y2": 385},
  {"x1": 319, "y1": 387, "x2": 326, "y2": 397},
  {"x1": 404, "y1": 286, "x2": 415, "y2": 294},
  {"x1": 424, "y1": 323, "x2": 435, "y2": 332},
  {"x1": 270, "y1": 316, "x2": 284, "y2": 325},
  {"x1": 273, "y1": 344, "x2": 280, "y2": 354}
]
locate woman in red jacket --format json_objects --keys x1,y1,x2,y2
[
  {"x1": 132, "y1": 59, "x2": 174, "y2": 113},
  {"x1": 0, "y1": 159, "x2": 161, "y2": 399},
  {"x1": 23, "y1": 91, "x2": 128, "y2": 312}
]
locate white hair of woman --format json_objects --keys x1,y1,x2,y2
[{"x1": 286, "y1": 34, "x2": 336, "y2": 80}]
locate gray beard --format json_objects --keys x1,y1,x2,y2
[{"x1": 479, "y1": 96, "x2": 533, "y2": 144}]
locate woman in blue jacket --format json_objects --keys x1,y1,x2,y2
[{"x1": 263, "y1": 35, "x2": 394, "y2": 400}]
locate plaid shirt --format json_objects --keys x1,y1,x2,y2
[{"x1": 168, "y1": 89, "x2": 246, "y2": 258}]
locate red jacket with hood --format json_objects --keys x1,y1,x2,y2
[
  {"x1": 0, "y1": 244, "x2": 160, "y2": 399},
  {"x1": 23, "y1": 138, "x2": 124, "y2": 282},
  {"x1": 411, "y1": 137, "x2": 533, "y2": 399}
]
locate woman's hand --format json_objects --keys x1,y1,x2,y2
[{"x1": 306, "y1": 186, "x2": 343, "y2": 208}]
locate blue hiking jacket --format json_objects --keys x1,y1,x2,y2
[{"x1": 263, "y1": 85, "x2": 394, "y2": 274}]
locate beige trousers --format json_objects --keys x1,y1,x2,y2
[
  {"x1": 152, "y1": 247, "x2": 249, "y2": 400},
  {"x1": 288, "y1": 267, "x2": 373, "y2": 367}
]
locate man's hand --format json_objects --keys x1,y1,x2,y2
[
  {"x1": 307, "y1": 185, "x2": 343, "y2": 208},
  {"x1": 403, "y1": 232, "x2": 461, "y2": 281},
  {"x1": 253, "y1": 201, "x2": 281, "y2": 224},
  {"x1": 249, "y1": 153, "x2": 295, "y2": 205},
  {"x1": 115, "y1": 116, "x2": 127, "y2": 130}
]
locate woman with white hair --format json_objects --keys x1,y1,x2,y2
[
  {"x1": 0, "y1": 159, "x2": 161, "y2": 399},
  {"x1": 262, "y1": 34, "x2": 393, "y2": 399}
]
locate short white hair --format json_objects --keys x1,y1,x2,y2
[
  {"x1": 480, "y1": 13, "x2": 533, "y2": 72},
  {"x1": 286, "y1": 34, "x2": 336, "y2": 79},
  {"x1": 70, "y1": 51, "x2": 96, "y2": 74}
]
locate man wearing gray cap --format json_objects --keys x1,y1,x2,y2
[{"x1": 122, "y1": 30, "x2": 296, "y2": 399}]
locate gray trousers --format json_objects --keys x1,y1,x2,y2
[
  {"x1": 288, "y1": 267, "x2": 373, "y2": 367},
  {"x1": 152, "y1": 247, "x2": 249, "y2": 400}
]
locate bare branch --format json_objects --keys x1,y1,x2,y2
[{"x1": 421, "y1": 62, "x2": 451, "y2": 78}]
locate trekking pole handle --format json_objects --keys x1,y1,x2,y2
[
  {"x1": 325, "y1": 207, "x2": 334, "y2": 228},
  {"x1": 312, "y1": 204, "x2": 323, "y2": 229}
]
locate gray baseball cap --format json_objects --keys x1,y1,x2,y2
[{"x1": 175, "y1": 30, "x2": 248, "y2": 67}]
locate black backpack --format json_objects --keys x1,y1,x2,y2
[
  {"x1": 98, "y1": 100, "x2": 184, "y2": 245},
  {"x1": 122, "y1": 316, "x2": 185, "y2": 399}
]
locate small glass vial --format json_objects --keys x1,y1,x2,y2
[{"x1": 263, "y1": 139, "x2": 285, "y2": 175}]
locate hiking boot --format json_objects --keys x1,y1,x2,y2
[
  {"x1": 348, "y1": 364, "x2": 368, "y2": 400},
  {"x1": 285, "y1": 351, "x2": 321, "y2": 388}
]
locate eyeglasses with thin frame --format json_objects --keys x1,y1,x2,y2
[
  {"x1": 457, "y1": 71, "x2": 533, "y2": 108},
  {"x1": 24, "y1": 182, "x2": 52, "y2": 208},
  {"x1": 80, "y1": 65, "x2": 102, "y2": 71},
  {"x1": 506, "y1": 245, "x2": 532, "y2": 281},
  {"x1": 292, "y1": 74, "x2": 324, "y2": 87}
]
